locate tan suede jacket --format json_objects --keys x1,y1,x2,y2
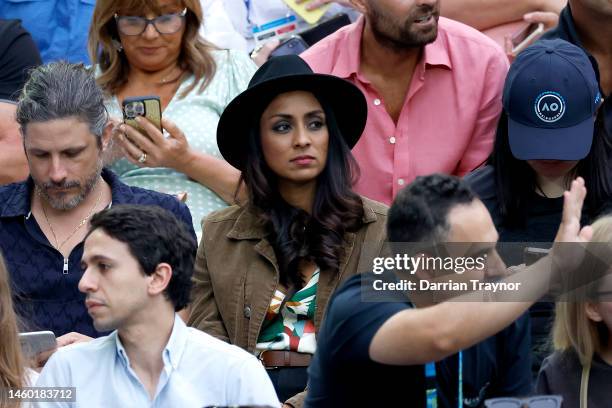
[{"x1": 188, "y1": 196, "x2": 388, "y2": 407}]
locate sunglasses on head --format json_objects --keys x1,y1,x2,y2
[{"x1": 484, "y1": 395, "x2": 562, "y2": 408}]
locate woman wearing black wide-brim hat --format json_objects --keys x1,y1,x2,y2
[{"x1": 187, "y1": 55, "x2": 388, "y2": 405}]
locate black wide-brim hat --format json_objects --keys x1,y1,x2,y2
[{"x1": 217, "y1": 55, "x2": 368, "y2": 171}]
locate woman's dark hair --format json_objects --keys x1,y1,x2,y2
[
  {"x1": 490, "y1": 109, "x2": 612, "y2": 227},
  {"x1": 241, "y1": 92, "x2": 364, "y2": 288}
]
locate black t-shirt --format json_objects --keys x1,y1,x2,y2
[
  {"x1": 0, "y1": 19, "x2": 42, "y2": 101},
  {"x1": 465, "y1": 166, "x2": 580, "y2": 379},
  {"x1": 305, "y1": 273, "x2": 422, "y2": 408},
  {"x1": 305, "y1": 273, "x2": 533, "y2": 408},
  {"x1": 464, "y1": 166, "x2": 565, "y2": 246},
  {"x1": 536, "y1": 350, "x2": 612, "y2": 408}
]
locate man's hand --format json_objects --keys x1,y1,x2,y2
[
  {"x1": 554, "y1": 177, "x2": 592, "y2": 244},
  {"x1": 549, "y1": 177, "x2": 593, "y2": 288},
  {"x1": 295, "y1": 0, "x2": 353, "y2": 11},
  {"x1": 504, "y1": 10, "x2": 559, "y2": 61}
]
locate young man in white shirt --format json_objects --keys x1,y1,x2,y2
[{"x1": 35, "y1": 205, "x2": 279, "y2": 408}]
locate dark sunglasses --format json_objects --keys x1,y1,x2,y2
[
  {"x1": 484, "y1": 395, "x2": 562, "y2": 408},
  {"x1": 114, "y1": 8, "x2": 187, "y2": 36}
]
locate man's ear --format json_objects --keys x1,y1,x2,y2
[
  {"x1": 585, "y1": 301, "x2": 603, "y2": 323},
  {"x1": 148, "y1": 263, "x2": 173, "y2": 297},
  {"x1": 350, "y1": 0, "x2": 367, "y2": 15},
  {"x1": 101, "y1": 121, "x2": 113, "y2": 151}
]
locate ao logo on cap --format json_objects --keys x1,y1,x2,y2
[{"x1": 534, "y1": 91, "x2": 566, "y2": 123}]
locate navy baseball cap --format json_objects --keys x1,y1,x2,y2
[{"x1": 503, "y1": 39, "x2": 602, "y2": 160}]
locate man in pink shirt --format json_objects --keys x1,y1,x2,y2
[{"x1": 301, "y1": 0, "x2": 509, "y2": 205}]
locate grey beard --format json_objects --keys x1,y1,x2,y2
[{"x1": 36, "y1": 160, "x2": 103, "y2": 211}]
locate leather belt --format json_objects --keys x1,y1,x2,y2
[{"x1": 259, "y1": 350, "x2": 312, "y2": 368}]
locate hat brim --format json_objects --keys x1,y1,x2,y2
[
  {"x1": 508, "y1": 117, "x2": 594, "y2": 160},
  {"x1": 217, "y1": 74, "x2": 367, "y2": 171}
]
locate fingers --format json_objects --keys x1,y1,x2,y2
[
  {"x1": 135, "y1": 116, "x2": 165, "y2": 145},
  {"x1": 118, "y1": 124, "x2": 156, "y2": 162},
  {"x1": 251, "y1": 39, "x2": 280, "y2": 66},
  {"x1": 555, "y1": 177, "x2": 586, "y2": 243},
  {"x1": 523, "y1": 11, "x2": 560, "y2": 30},
  {"x1": 160, "y1": 117, "x2": 187, "y2": 143},
  {"x1": 579, "y1": 225, "x2": 593, "y2": 242},
  {"x1": 35, "y1": 347, "x2": 58, "y2": 367},
  {"x1": 117, "y1": 130, "x2": 147, "y2": 163},
  {"x1": 305, "y1": 0, "x2": 331, "y2": 10},
  {"x1": 294, "y1": 0, "x2": 333, "y2": 11},
  {"x1": 503, "y1": 35, "x2": 517, "y2": 62},
  {"x1": 56, "y1": 332, "x2": 93, "y2": 347},
  {"x1": 122, "y1": 123, "x2": 155, "y2": 151},
  {"x1": 34, "y1": 333, "x2": 92, "y2": 368},
  {"x1": 562, "y1": 177, "x2": 586, "y2": 225}
]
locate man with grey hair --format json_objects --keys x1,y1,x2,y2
[{"x1": 0, "y1": 62, "x2": 196, "y2": 347}]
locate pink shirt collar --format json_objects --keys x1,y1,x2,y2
[{"x1": 330, "y1": 16, "x2": 453, "y2": 80}]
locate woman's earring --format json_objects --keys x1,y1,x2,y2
[{"x1": 112, "y1": 39, "x2": 123, "y2": 52}]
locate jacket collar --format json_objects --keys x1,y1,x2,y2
[
  {"x1": 227, "y1": 197, "x2": 379, "y2": 240},
  {"x1": 0, "y1": 168, "x2": 129, "y2": 218},
  {"x1": 330, "y1": 17, "x2": 452, "y2": 81}
]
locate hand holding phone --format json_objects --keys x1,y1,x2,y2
[
  {"x1": 117, "y1": 114, "x2": 191, "y2": 171},
  {"x1": 507, "y1": 23, "x2": 545, "y2": 57},
  {"x1": 269, "y1": 36, "x2": 309, "y2": 58},
  {"x1": 19, "y1": 331, "x2": 56, "y2": 359}
]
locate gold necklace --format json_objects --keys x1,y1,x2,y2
[
  {"x1": 158, "y1": 66, "x2": 184, "y2": 85},
  {"x1": 39, "y1": 182, "x2": 104, "y2": 252}
]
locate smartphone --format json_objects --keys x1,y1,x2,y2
[
  {"x1": 269, "y1": 36, "x2": 309, "y2": 58},
  {"x1": 19, "y1": 331, "x2": 56, "y2": 358},
  {"x1": 299, "y1": 13, "x2": 351, "y2": 46},
  {"x1": 511, "y1": 23, "x2": 545, "y2": 56},
  {"x1": 523, "y1": 247, "x2": 549, "y2": 266},
  {"x1": 122, "y1": 95, "x2": 162, "y2": 134}
]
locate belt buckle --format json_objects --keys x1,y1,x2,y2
[{"x1": 258, "y1": 350, "x2": 279, "y2": 370}]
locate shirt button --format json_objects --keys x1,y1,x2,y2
[
  {"x1": 243, "y1": 306, "x2": 251, "y2": 319},
  {"x1": 398, "y1": 179, "x2": 405, "y2": 186},
  {"x1": 373, "y1": 98, "x2": 381, "y2": 106},
  {"x1": 389, "y1": 136, "x2": 396, "y2": 144}
]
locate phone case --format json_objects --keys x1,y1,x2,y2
[
  {"x1": 122, "y1": 96, "x2": 162, "y2": 134},
  {"x1": 283, "y1": 0, "x2": 331, "y2": 25},
  {"x1": 511, "y1": 23, "x2": 545, "y2": 56}
]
